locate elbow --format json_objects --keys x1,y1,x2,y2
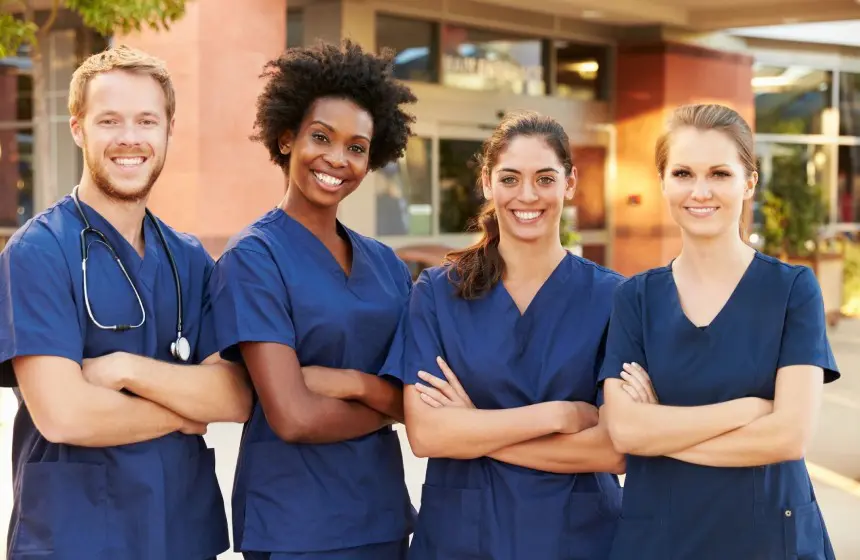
[
  {"x1": 37, "y1": 411, "x2": 87, "y2": 445},
  {"x1": 776, "y1": 430, "x2": 809, "y2": 462},
  {"x1": 271, "y1": 416, "x2": 316, "y2": 443},
  {"x1": 404, "y1": 422, "x2": 466, "y2": 459},
  {"x1": 605, "y1": 417, "x2": 640, "y2": 456},
  {"x1": 225, "y1": 390, "x2": 254, "y2": 424}
]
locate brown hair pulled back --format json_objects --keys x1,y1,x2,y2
[
  {"x1": 445, "y1": 111, "x2": 573, "y2": 299},
  {"x1": 655, "y1": 104, "x2": 757, "y2": 238}
]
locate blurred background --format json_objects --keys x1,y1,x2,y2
[{"x1": 1, "y1": 0, "x2": 859, "y2": 557}]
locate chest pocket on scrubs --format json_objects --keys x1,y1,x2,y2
[
  {"x1": 11, "y1": 446, "x2": 108, "y2": 558},
  {"x1": 413, "y1": 484, "x2": 483, "y2": 558}
]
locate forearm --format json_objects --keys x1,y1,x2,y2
[
  {"x1": 489, "y1": 422, "x2": 625, "y2": 474},
  {"x1": 269, "y1": 391, "x2": 392, "y2": 444},
  {"x1": 351, "y1": 372, "x2": 404, "y2": 421},
  {"x1": 56, "y1": 387, "x2": 184, "y2": 447},
  {"x1": 605, "y1": 391, "x2": 764, "y2": 456},
  {"x1": 407, "y1": 400, "x2": 561, "y2": 460},
  {"x1": 668, "y1": 411, "x2": 804, "y2": 467},
  {"x1": 122, "y1": 356, "x2": 252, "y2": 423}
]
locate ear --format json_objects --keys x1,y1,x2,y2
[
  {"x1": 564, "y1": 167, "x2": 578, "y2": 201},
  {"x1": 278, "y1": 130, "x2": 294, "y2": 155},
  {"x1": 743, "y1": 171, "x2": 758, "y2": 200},
  {"x1": 167, "y1": 117, "x2": 175, "y2": 138},
  {"x1": 69, "y1": 116, "x2": 84, "y2": 149},
  {"x1": 481, "y1": 167, "x2": 492, "y2": 200}
]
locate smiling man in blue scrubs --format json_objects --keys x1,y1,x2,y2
[{"x1": 0, "y1": 45, "x2": 252, "y2": 559}]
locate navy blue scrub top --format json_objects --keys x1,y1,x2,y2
[
  {"x1": 0, "y1": 196, "x2": 229, "y2": 560},
  {"x1": 388, "y1": 253, "x2": 624, "y2": 560},
  {"x1": 207, "y1": 208, "x2": 415, "y2": 554},
  {"x1": 598, "y1": 252, "x2": 840, "y2": 560}
]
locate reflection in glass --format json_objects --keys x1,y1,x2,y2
[
  {"x1": 554, "y1": 41, "x2": 608, "y2": 101},
  {"x1": 837, "y1": 145, "x2": 860, "y2": 224},
  {"x1": 439, "y1": 139, "x2": 484, "y2": 234},
  {"x1": 441, "y1": 25, "x2": 544, "y2": 96},
  {"x1": 753, "y1": 143, "x2": 831, "y2": 253},
  {"x1": 753, "y1": 64, "x2": 831, "y2": 134},
  {"x1": 0, "y1": 128, "x2": 34, "y2": 228},
  {"x1": 376, "y1": 137, "x2": 433, "y2": 236},
  {"x1": 376, "y1": 15, "x2": 438, "y2": 83},
  {"x1": 838, "y1": 72, "x2": 860, "y2": 138}
]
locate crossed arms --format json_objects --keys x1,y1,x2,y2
[{"x1": 15, "y1": 351, "x2": 252, "y2": 447}]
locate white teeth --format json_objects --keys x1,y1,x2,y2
[
  {"x1": 314, "y1": 172, "x2": 344, "y2": 186},
  {"x1": 687, "y1": 207, "x2": 717, "y2": 215},
  {"x1": 513, "y1": 210, "x2": 543, "y2": 221},
  {"x1": 113, "y1": 157, "x2": 145, "y2": 166}
]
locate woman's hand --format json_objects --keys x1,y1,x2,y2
[
  {"x1": 415, "y1": 357, "x2": 475, "y2": 409},
  {"x1": 619, "y1": 362, "x2": 659, "y2": 404}
]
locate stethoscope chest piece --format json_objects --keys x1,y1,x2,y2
[{"x1": 171, "y1": 336, "x2": 191, "y2": 363}]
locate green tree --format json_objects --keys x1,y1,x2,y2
[{"x1": 0, "y1": 0, "x2": 190, "y2": 214}]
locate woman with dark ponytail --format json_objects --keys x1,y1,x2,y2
[{"x1": 387, "y1": 111, "x2": 625, "y2": 559}]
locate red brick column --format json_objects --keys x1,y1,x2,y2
[
  {"x1": 0, "y1": 66, "x2": 19, "y2": 227},
  {"x1": 612, "y1": 41, "x2": 754, "y2": 276},
  {"x1": 117, "y1": 0, "x2": 288, "y2": 256}
]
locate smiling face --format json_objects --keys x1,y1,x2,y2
[
  {"x1": 483, "y1": 135, "x2": 576, "y2": 245},
  {"x1": 70, "y1": 69, "x2": 172, "y2": 203},
  {"x1": 281, "y1": 96, "x2": 373, "y2": 208},
  {"x1": 662, "y1": 126, "x2": 757, "y2": 240}
]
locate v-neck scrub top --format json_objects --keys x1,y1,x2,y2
[
  {"x1": 207, "y1": 208, "x2": 415, "y2": 556},
  {"x1": 0, "y1": 195, "x2": 229, "y2": 560},
  {"x1": 598, "y1": 252, "x2": 840, "y2": 560},
  {"x1": 389, "y1": 253, "x2": 625, "y2": 560}
]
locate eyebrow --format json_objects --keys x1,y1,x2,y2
[
  {"x1": 498, "y1": 167, "x2": 559, "y2": 174},
  {"x1": 310, "y1": 120, "x2": 371, "y2": 143}
]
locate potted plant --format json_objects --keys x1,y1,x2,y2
[
  {"x1": 759, "y1": 144, "x2": 844, "y2": 325},
  {"x1": 560, "y1": 206, "x2": 582, "y2": 256}
]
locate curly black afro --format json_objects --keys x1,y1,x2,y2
[{"x1": 251, "y1": 39, "x2": 417, "y2": 172}]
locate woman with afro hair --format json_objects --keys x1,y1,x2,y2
[{"x1": 207, "y1": 40, "x2": 418, "y2": 560}]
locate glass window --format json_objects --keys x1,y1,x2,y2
[
  {"x1": 1, "y1": 48, "x2": 33, "y2": 228},
  {"x1": 554, "y1": 41, "x2": 609, "y2": 101},
  {"x1": 376, "y1": 14, "x2": 438, "y2": 83},
  {"x1": 753, "y1": 64, "x2": 832, "y2": 134},
  {"x1": 837, "y1": 145, "x2": 860, "y2": 224},
  {"x1": 752, "y1": 143, "x2": 832, "y2": 252},
  {"x1": 0, "y1": 128, "x2": 34, "y2": 228},
  {"x1": 439, "y1": 139, "x2": 484, "y2": 234},
  {"x1": 441, "y1": 25, "x2": 545, "y2": 96},
  {"x1": 376, "y1": 137, "x2": 433, "y2": 236},
  {"x1": 287, "y1": 10, "x2": 303, "y2": 48},
  {"x1": 838, "y1": 71, "x2": 860, "y2": 138}
]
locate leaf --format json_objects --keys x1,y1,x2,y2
[
  {"x1": 65, "y1": 0, "x2": 192, "y2": 37},
  {"x1": 0, "y1": 13, "x2": 37, "y2": 58}
]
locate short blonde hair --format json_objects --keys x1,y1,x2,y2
[{"x1": 68, "y1": 44, "x2": 176, "y2": 120}]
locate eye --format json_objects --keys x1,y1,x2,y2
[
  {"x1": 141, "y1": 119, "x2": 157, "y2": 126},
  {"x1": 712, "y1": 170, "x2": 731, "y2": 178},
  {"x1": 311, "y1": 132, "x2": 329, "y2": 143},
  {"x1": 500, "y1": 176, "x2": 518, "y2": 185},
  {"x1": 99, "y1": 118, "x2": 117, "y2": 125},
  {"x1": 348, "y1": 144, "x2": 367, "y2": 154},
  {"x1": 537, "y1": 175, "x2": 556, "y2": 185},
  {"x1": 671, "y1": 169, "x2": 691, "y2": 178}
]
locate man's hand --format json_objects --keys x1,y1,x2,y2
[{"x1": 82, "y1": 351, "x2": 137, "y2": 391}]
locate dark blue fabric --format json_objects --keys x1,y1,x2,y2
[
  {"x1": 598, "y1": 252, "x2": 839, "y2": 560},
  {"x1": 208, "y1": 209, "x2": 415, "y2": 554},
  {"x1": 0, "y1": 195, "x2": 229, "y2": 559},
  {"x1": 389, "y1": 253, "x2": 624, "y2": 560},
  {"x1": 242, "y1": 538, "x2": 409, "y2": 560}
]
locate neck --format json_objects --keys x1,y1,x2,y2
[
  {"x1": 280, "y1": 184, "x2": 339, "y2": 241},
  {"x1": 498, "y1": 232, "x2": 567, "y2": 282},
  {"x1": 675, "y1": 229, "x2": 754, "y2": 279},
  {"x1": 76, "y1": 175, "x2": 148, "y2": 253}
]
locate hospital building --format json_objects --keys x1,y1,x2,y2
[{"x1": 1, "y1": 0, "x2": 860, "y2": 278}]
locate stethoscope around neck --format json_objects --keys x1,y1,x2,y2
[{"x1": 71, "y1": 185, "x2": 191, "y2": 362}]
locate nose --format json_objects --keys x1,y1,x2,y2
[
  {"x1": 322, "y1": 145, "x2": 347, "y2": 168},
  {"x1": 517, "y1": 179, "x2": 540, "y2": 203},
  {"x1": 115, "y1": 123, "x2": 143, "y2": 147},
  {"x1": 690, "y1": 178, "x2": 712, "y2": 201}
]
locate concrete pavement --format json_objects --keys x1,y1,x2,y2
[{"x1": 0, "y1": 320, "x2": 858, "y2": 558}]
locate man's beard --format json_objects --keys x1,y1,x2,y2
[{"x1": 83, "y1": 143, "x2": 166, "y2": 204}]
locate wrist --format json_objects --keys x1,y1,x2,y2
[
  {"x1": 117, "y1": 353, "x2": 142, "y2": 390},
  {"x1": 545, "y1": 401, "x2": 567, "y2": 433}
]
